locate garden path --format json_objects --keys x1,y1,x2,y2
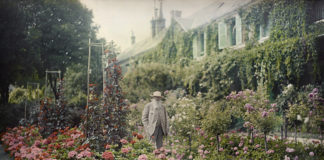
[{"x1": 0, "y1": 144, "x2": 12, "y2": 160}]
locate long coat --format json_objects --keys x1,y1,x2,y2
[{"x1": 142, "y1": 101, "x2": 169, "y2": 137}]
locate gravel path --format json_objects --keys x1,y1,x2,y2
[{"x1": 0, "y1": 144, "x2": 12, "y2": 160}]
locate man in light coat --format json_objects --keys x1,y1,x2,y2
[{"x1": 142, "y1": 91, "x2": 169, "y2": 149}]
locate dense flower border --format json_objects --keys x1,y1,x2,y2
[
  {"x1": 0, "y1": 126, "x2": 169, "y2": 160},
  {"x1": 1, "y1": 125, "x2": 324, "y2": 159}
]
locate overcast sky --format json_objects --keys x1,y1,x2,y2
[{"x1": 79, "y1": 0, "x2": 214, "y2": 51}]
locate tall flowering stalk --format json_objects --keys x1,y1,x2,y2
[
  {"x1": 228, "y1": 88, "x2": 279, "y2": 151},
  {"x1": 227, "y1": 89, "x2": 256, "y2": 143},
  {"x1": 202, "y1": 100, "x2": 232, "y2": 151},
  {"x1": 102, "y1": 53, "x2": 129, "y2": 146},
  {"x1": 81, "y1": 84, "x2": 104, "y2": 150},
  {"x1": 276, "y1": 84, "x2": 296, "y2": 139},
  {"x1": 81, "y1": 50, "x2": 128, "y2": 151},
  {"x1": 308, "y1": 88, "x2": 324, "y2": 144},
  {"x1": 246, "y1": 88, "x2": 279, "y2": 151},
  {"x1": 38, "y1": 79, "x2": 69, "y2": 136}
]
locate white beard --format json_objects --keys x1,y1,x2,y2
[{"x1": 152, "y1": 99, "x2": 162, "y2": 109}]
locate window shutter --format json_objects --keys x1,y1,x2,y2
[
  {"x1": 235, "y1": 15, "x2": 242, "y2": 45},
  {"x1": 218, "y1": 21, "x2": 227, "y2": 49},
  {"x1": 192, "y1": 35, "x2": 198, "y2": 59}
]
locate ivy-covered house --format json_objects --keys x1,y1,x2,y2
[
  {"x1": 173, "y1": 0, "x2": 255, "y2": 59},
  {"x1": 120, "y1": 0, "x2": 324, "y2": 98}
]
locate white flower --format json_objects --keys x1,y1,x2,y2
[
  {"x1": 304, "y1": 117, "x2": 309, "y2": 123},
  {"x1": 287, "y1": 84, "x2": 293, "y2": 90},
  {"x1": 297, "y1": 115, "x2": 302, "y2": 121}
]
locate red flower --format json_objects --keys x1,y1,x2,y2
[
  {"x1": 132, "y1": 132, "x2": 138, "y2": 137},
  {"x1": 130, "y1": 140, "x2": 136, "y2": 145},
  {"x1": 89, "y1": 84, "x2": 96, "y2": 87},
  {"x1": 102, "y1": 151, "x2": 114, "y2": 160},
  {"x1": 137, "y1": 134, "x2": 144, "y2": 140}
]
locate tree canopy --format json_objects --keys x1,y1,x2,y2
[{"x1": 0, "y1": 0, "x2": 98, "y2": 104}]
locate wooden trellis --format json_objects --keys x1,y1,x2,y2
[{"x1": 44, "y1": 70, "x2": 61, "y2": 103}]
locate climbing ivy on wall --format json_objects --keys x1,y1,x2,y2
[
  {"x1": 205, "y1": 22, "x2": 220, "y2": 55},
  {"x1": 185, "y1": 35, "x2": 319, "y2": 100},
  {"x1": 269, "y1": 0, "x2": 308, "y2": 41},
  {"x1": 123, "y1": 0, "x2": 322, "y2": 101},
  {"x1": 239, "y1": 0, "x2": 273, "y2": 46},
  {"x1": 137, "y1": 21, "x2": 194, "y2": 65}
]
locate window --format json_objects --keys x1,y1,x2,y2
[
  {"x1": 312, "y1": 1, "x2": 324, "y2": 22},
  {"x1": 218, "y1": 15, "x2": 242, "y2": 49},
  {"x1": 257, "y1": 12, "x2": 271, "y2": 41},
  {"x1": 218, "y1": 21, "x2": 227, "y2": 49},
  {"x1": 200, "y1": 33, "x2": 205, "y2": 55},
  {"x1": 192, "y1": 31, "x2": 206, "y2": 59},
  {"x1": 228, "y1": 18, "x2": 236, "y2": 46},
  {"x1": 235, "y1": 15, "x2": 242, "y2": 45}
]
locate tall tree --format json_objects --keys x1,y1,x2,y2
[
  {"x1": 0, "y1": 0, "x2": 38, "y2": 104},
  {"x1": 0, "y1": 0, "x2": 98, "y2": 104},
  {"x1": 25, "y1": 0, "x2": 95, "y2": 99}
]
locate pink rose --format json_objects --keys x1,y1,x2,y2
[
  {"x1": 121, "y1": 147, "x2": 129, "y2": 154},
  {"x1": 120, "y1": 139, "x2": 128, "y2": 145},
  {"x1": 158, "y1": 153, "x2": 166, "y2": 159},
  {"x1": 105, "y1": 144, "x2": 111, "y2": 149},
  {"x1": 67, "y1": 140, "x2": 74, "y2": 147},
  {"x1": 309, "y1": 152, "x2": 314, "y2": 157},
  {"x1": 261, "y1": 111, "x2": 268, "y2": 117},
  {"x1": 138, "y1": 154, "x2": 148, "y2": 160},
  {"x1": 68, "y1": 151, "x2": 77, "y2": 158}
]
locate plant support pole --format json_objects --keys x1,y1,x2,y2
[
  {"x1": 102, "y1": 42, "x2": 104, "y2": 98},
  {"x1": 87, "y1": 38, "x2": 91, "y2": 108}
]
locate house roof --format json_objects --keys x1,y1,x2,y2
[
  {"x1": 117, "y1": 0, "x2": 254, "y2": 63},
  {"x1": 118, "y1": 29, "x2": 167, "y2": 63},
  {"x1": 174, "y1": 0, "x2": 253, "y2": 31}
]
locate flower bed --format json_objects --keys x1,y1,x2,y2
[
  {"x1": 1, "y1": 125, "x2": 324, "y2": 159},
  {"x1": 0, "y1": 126, "x2": 169, "y2": 160}
]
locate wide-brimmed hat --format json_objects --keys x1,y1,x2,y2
[{"x1": 151, "y1": 91, "x2": 162, "y2": 98}]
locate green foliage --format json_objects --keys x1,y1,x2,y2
[
  {"x1": 269, "y1": 0, "x2": 308, "y2": 41},
  {"x1": 137, "y1": 22, "x2": 194, "y2": 65},
  {"x1": 285, "y1": 85, "x2": 313, "y2": 128},
  {"x1": 121, "y1": 63, "x2": 183, "y2": 102},
  {"x1": 0, "y1": 0, "x2": 40, "y2": 104},
  {"x1": 200, "y1": 133, "x2": 324, "y2": 160},
  {"x1": 239, "y1": 0, "x2": 273, "y2": 44},
  {"x1": 169, "y1": 95, "x2": 202, "y2": 138},
  {"x1": 184, "y1": 34, "x2": 319, "y2": 99},
  {"x1": 184, "y1": 49, "x2": 258, "y2": 100},
  {"x1": 64, "y1": 64, "x2": 87, "y2": 107},
  {"x1": 205, "y1": 23, "x2": 220, "y2": 55},
  {"x1": 202, "y1": 100, "x2": 232, "y2": 136},
  {"x1": 9, "y1": 86, "x2": 43, "y2": 104},
  {"x1": 8, "y1": 88, "x2": 28, "y2": 104},
  {"x1": 0, "y1": 0, "x2": 100, "y2": 104},
  {"x1": 125, "y1": 0, "x2": 321, "y2": 102}
]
